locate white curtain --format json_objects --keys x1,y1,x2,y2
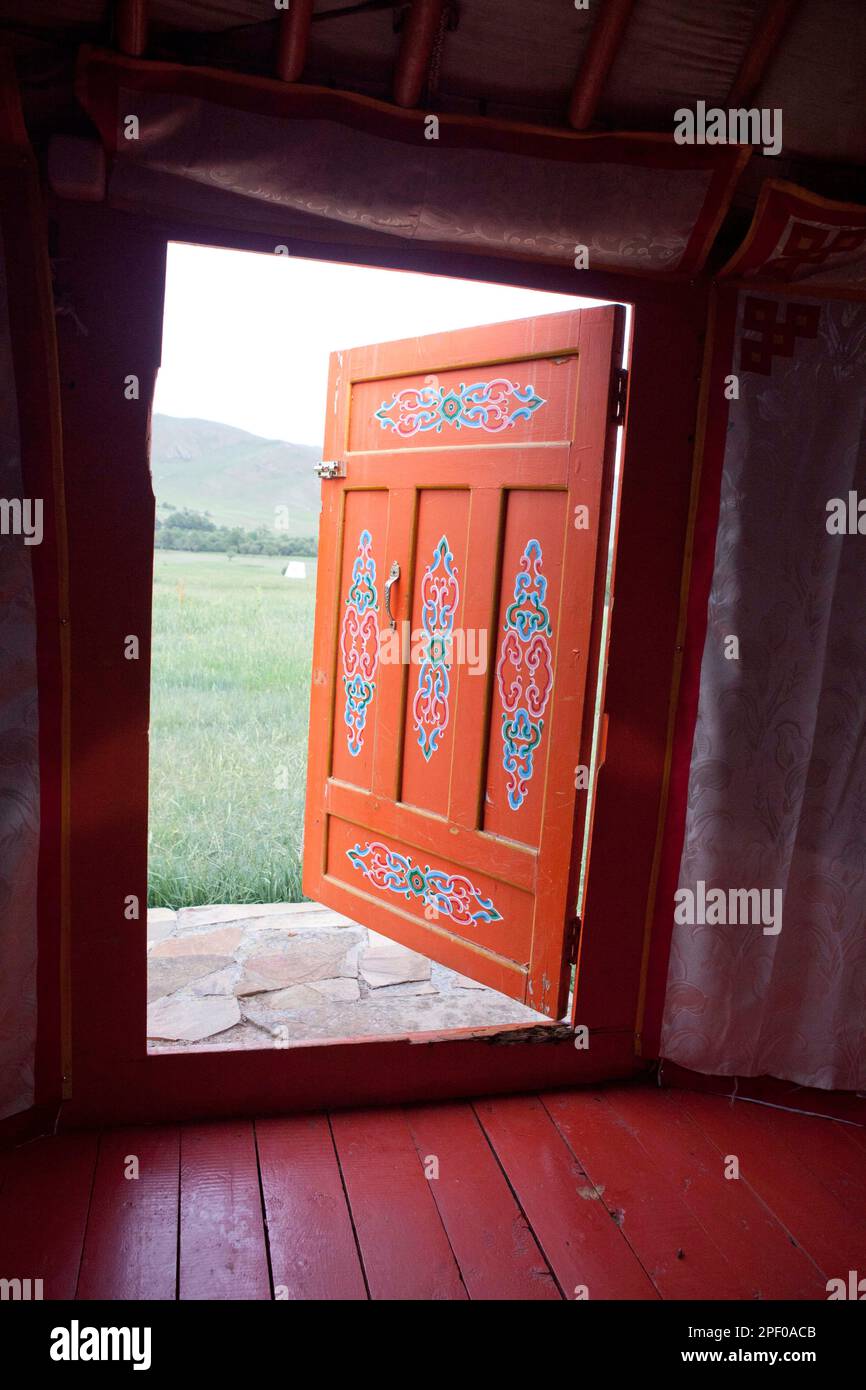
[{"x1": 662, "y1": 292, "x2": 866, "y2": 1090}]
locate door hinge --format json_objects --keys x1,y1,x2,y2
[
  {"x1": 611, "y1": 367, "x2": 628, "y2": 425},
  {"x1": 566, "y1": 912, "x2": 581, "y2": 965},
  {"x1": 314, "y1": 459, "x2": 345, "y2": 479}
]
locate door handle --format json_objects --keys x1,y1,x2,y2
[{"x1": 384, "y1": 561, "x2": 400, "y2": 630}]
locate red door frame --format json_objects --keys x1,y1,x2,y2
[{"x1": 49, "y1": 200, "x2": 706, "y2": 1126}]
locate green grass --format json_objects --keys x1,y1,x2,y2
[{"x1": 147, "y1": 550, "x2": 316, "y2": 908}]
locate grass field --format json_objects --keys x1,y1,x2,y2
[{"x1": 148, "y1": 550, "x2": 316, "y2": 908}]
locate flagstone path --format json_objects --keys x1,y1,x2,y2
[{"x1": 147, "y1": 902, "x2": 547, "y2": 1050}]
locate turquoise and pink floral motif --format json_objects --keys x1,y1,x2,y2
[
  {"x1": 375, "y1": 379, "x2": 545, "y2": 437},
  {"x1": 496, "y1": 538, "x2": 554, "y2": 810},
  {"x1": 412, "y1": 535, "x2": 459, "y2": 761},
  {"x1": 347, "y1": 839, "x2": 502, "y2": 927},
  {"x1": 340, "y1": 529, "x2": 379, "y2": 757}
]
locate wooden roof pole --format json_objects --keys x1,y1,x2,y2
[
  {"x1": 568, "y1": 0, "x2": 635, "y2": 131},
  {"x1": 727, "y1": 0, "x2": 800, "y2": 105},
  {"x1": 277, "y1": 0, "x2": 314, "y2": 83},
  {"x1": 394, "y1": 0, "x2": 446, "y2": 109},
  {"x1": 115, "y1": 0, "x2": 147, "y2": 57}
]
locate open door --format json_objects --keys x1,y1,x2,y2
[{"x1": 303, "y1": 305, "x2": 625, "y2": 1019}]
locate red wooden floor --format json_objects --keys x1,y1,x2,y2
[{"x1": 2, "y1": 1083, "x2": 864, "y2": 1300}]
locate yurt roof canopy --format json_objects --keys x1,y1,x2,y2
[{"x1": 3, "y1": 0, "x2": 864, "y2": 269}]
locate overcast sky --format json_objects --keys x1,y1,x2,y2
[{"x1": 153, "y1": 242, "x2": 602, "y2": 446}]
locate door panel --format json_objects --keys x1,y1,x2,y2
[
  {"x1": 305, "y1": 306, "x2": 623, "y2": 1018},
  {"x1": 332, "y1": 490, "x2": 388, "y2": 790},
  {"x1": 326, "y1": 816, "x2": 533, "y2": 963},
  {"x1": 483, "y1": 489, "x2": 566, "y2": 848},
  {"x1": 399, "y1": 489, "x2": 470, "y2": 818},
  {"x1": 349, "y1": 356, "x2": 576, "y2": 453}
]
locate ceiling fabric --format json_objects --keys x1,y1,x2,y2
[
  {"x1": 75, "y1": 47, "x2": 747, "y2": 275},
  {"x1": 600, "y1": 0, "x2": 763, "y2": 129}
]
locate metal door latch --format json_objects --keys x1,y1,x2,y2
[{"x1": 314, "y1": 459, "x2": 345, "y2": 479}]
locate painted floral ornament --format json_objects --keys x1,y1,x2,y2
[
  {"x1": 347, "y1": 840, "x2": 503, "y2": 927},
  {"x1": 375, "y1": 379, "x2": 546, "y2": 437},
  {"x1": 339, "y1": 529, "x2": 379, "y2": 756},
  {"x1": 496, "y1": 538, "x2": 554, "y2": 809},
  {"x1": 412, "y1": 534, "x2": 459, "y2": 761}
]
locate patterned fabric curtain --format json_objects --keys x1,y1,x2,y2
[
  {"x1": 661, "y1": 292, "x2": 866, "y2": 1090},
  {"x1": 0, "y1": 223, "x2": 40, "y2": 1120}
]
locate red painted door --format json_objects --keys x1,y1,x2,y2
[{"x1": 304, "y1": 306, "x2": 624, "y2": 1018}]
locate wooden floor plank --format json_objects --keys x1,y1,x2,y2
[
  {"x1": 675, "y1": 1091, "x2": 866, "y2": 1280},
  {"x1": 78, "y1": 1126, "x2": 179, "y2": 1300},
  {"x1": 0, "y1": 1131, "x2": 97, "y2": 1299},
  {"x1": 257, "y1": 1115, "x2": 367, "y2": 1301},
  {"x1": 544, "y1": 1089, "x2": 751, "y2": 1299},
  {"x1": 474, "y1": 1095, "x2": 657, "y2": 1300},
  {"x1": 594, "y1": 1086, "x2": 826, "y2": 1299},
  {"x1": 330, "y1": 1107, "x2": 467, "y2": 1300},
  {"x1": 3, "y1": 1089, "x2": 859, "y2": 1303},
  {"x1": 845, "y1": 1122, "x2": 866, "y2": 1156},
  {"x1": 406, "y1": 1101, "x2": 560, "y2": 1300},
  {"x1": 179, "y1": 1121, "x2": 271, "y2": 1300},
  {"x1": 754, "y1": 1108, "x2": 866, "y2": 1210}
]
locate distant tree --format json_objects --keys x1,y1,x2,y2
[
  {"x1": 168, "y1": 508, "x2": 218, "y2": 532},
  {"x1": 154, "y1": 506, "x2": 318, "y2": 556}
]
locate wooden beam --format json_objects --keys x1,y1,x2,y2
[
  {"x1": 394, "y1": 0, "x2": 446, "y2": 109},
  {"x1": 115, "y1": 0, "x2": 147, "y2": 58},
  {"x1": 276, "y1": 0, "x2": 314, "y2": 84},
  {"x1": 728, "y1": 0, "x2": 800, "y2": 106},
  {"x1": 568, "y1": 0, "x2": 635, "y2": 131}
]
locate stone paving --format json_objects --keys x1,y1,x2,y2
[{"x1": 147, "y1": 902, "x2": 547, "y2": 1050}]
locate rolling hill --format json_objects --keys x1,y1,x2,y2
[{"x1": 150, "y1": 415, "x2": 321, "y2": 536}]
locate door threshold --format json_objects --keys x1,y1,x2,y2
[{"x1": 146, "y1": 900, "x2": 553, "y2": 1055}]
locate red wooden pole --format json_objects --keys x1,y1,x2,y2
[
  {"x1": 394, "y1": 0, "x2": 446, "y2": 109},
  {"x1": 568, "y1": 0, "x2": 635, "y2": 131},
  {"x1": 276, "y1": 0, "x2": 314, "y2": 84},
  {"x1": 115, "y1": 0, "x2": 147, "y2": 58},
  {"x1": 728, "y1": 0, "x2": 800, "y2": 105}
]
